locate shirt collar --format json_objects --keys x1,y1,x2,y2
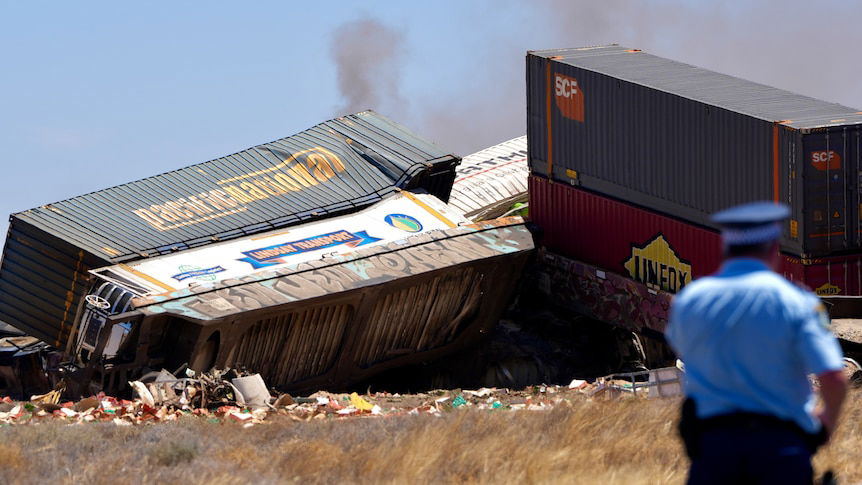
[{"x1": 717, "y1": 258, "x2": 771, "y2": 277}]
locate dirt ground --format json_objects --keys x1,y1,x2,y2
[{"x1": 0, "y1": 388, "x2": 860, "y2": 484}]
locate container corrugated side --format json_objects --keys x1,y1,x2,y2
[
  {"x1": 529, "y1": 176, "x2": 720, "y2": 293},
  {"x1": 0, "y1": 111, "x2": 459, "y2": 345},
  {"x1": 527, "y1": 49, "x2": 862, "y2": 258},
  {"x1": 448, "y1": 136, "x2": 528, "y2": 220},
  {"x1": 9, "y1": 110, "x2": 458, "y2": 263},
  {"x1": 800, "y1": 126, "x2": 862, "y2": 255},
  {"x1": 0, "y1": 219, "x2": 107, "y2": 346},
  {"x1": 528, "y1": 52, "x2": 774, "y2": 231},
  {"x1": 529, "y1": 176, "x2": 862, "y2": 296}
]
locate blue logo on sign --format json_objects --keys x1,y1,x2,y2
[
  {"x1": 237, "y1": 229, "x2": 382, "y2": 269},
  {"x1": 171, "y1": 265, "x2": 227, "y2": 282},
  {"x1": 384, "y1": 214, "x2": 423, "y2": 233}
]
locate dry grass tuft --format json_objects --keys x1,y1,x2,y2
[
  {"x1": 0, "y1": 390, "x2": 859, "y2": 484},
  {"x1": 0, "y1": 443, "x2": 25, "y2": 470},
  {"x1": 147, "y1": 440, "x2": 199, "y2": 467},
  {"x1": 814, "y1": 389, "x2": 862, "y2": 480}
]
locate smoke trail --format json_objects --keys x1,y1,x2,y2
[
  {"x1": 330, "y1": 17, "x2": 407, "y2": 118},
  {"x1": 330, "y1": 2, "x2": 862, "y2": 157},
  {"x1": 539, "y1": 0, "x2": 862, "y2": 111}
]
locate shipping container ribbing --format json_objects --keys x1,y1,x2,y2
[
  {"x1": 0, "y1": 111, "x2": 460, "y2": 346},
  {"x1": 527, "y1": 45, "x2": 862, "y2": 258}
]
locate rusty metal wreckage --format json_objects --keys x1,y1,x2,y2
[
  {"x1": 0, "y1": 111, "x2": 536, "y2": 399},
  {"x1": 71, "y1": 219, "x2": 533, "y2": 396}
]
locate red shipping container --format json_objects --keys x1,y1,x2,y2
[{"x1": 529, "y1": 175, "x2": 862, "y2": 298}]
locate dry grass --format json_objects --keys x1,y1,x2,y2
[
  {"x1": 815, "y1": 388, "x2": 862, "y2": 480},
  {"x1": 0, "y1": 390, "x2": 859, "y2": 484}
]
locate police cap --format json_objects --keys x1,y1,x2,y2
[{"x1": 711, "y1": 201, "x2": 790, "y2": 246}]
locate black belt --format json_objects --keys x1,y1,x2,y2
[
  {"x1": 700, "y1": 411, "x2": 806, "y2": 435},
  {"x1": 679, "y1": 399, "x2": 828, "y2": 459}
]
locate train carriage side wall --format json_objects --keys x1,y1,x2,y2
[{"x1": 527, "y1": 50, "x2": 862, "y2": 258}]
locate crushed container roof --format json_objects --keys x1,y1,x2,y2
[
  {"x1": 531, "y1": 45, "x2": 862, "y2": 129},
  {"x1": 11, "y1": 111, "x2": 456, "y2": 263}
]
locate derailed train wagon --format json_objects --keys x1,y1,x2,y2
[
  {"x1": 76, "y1": 205, "x2": 532, "y2": 394},
  {"x1": 0, "y1": 111, "x2": 534, "y2": 394}
]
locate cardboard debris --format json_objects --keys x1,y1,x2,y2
[
  {"x1": 232, "y1": 374, "x2": 270, "y2": 408},
  {"x1": 0, "y1": 366, "x2": 692, "y2": 426},
  {"x1": 568, "y1": 379, "x2": 588, "y2": 390}
]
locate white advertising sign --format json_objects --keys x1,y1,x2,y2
[{"x1": 94, "y1": 192, "x2": 466, "y2": 295}]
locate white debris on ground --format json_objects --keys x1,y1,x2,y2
[{"x1": 0, "y1": 366, "x2": 689, "y2": 427}]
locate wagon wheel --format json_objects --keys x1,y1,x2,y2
[{"x1": 85, "y1": 294, "x2": 110, "y2": 310}]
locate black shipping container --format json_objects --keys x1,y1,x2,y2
[
  {"x1": 0, "y1": 110, "x2": 459, "y2": 346},
  {"x1": 527, "y1": 45, "x2": 862, "y2": 258}
]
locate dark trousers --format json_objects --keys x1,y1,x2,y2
[{"x1": 687, "y1": 427, "x2": 813, "y2": 485}]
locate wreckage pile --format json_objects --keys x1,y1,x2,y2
[
  {"x1": 0, "y1": 366, "x2": 685, "y2": 427},
  {"x1": 2, "y1": 359, "x2": 858, "y2": 428}
]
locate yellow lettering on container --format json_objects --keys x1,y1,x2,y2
[{"x1": 131, "y1": 147, "x2": 349, "y2": 230}]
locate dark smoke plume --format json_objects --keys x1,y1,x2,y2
[
  {"x1": 539, "y1": 0, "x2": 862, "y2": 111},
  {"x1": 331, "y1": 2, "x2": 862, "y2": 157},
  {"x1": 330, "y1": 18, "x2": 407, "y2": 118}
]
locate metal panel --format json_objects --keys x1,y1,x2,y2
[
  {"x1": 530, "y1": 45, "x2": 862, "y2": 130},
  {"x1": 529, "y1": 176, "x2": 720, "y2": 289},
  {"x1": 130, "y1": 219, "x2": 534, "y2": 318},
  {"x1": 527, "y1": 47, "x2": 862, "y2": 258},
  {"x1": 529, "y1": 176, "x2": 862, "y2": 296},
  {"x1": 96, "y1": 220, "x2": 534, "y2": 392},
  {"x1": 527, "y1": 54, "x2": 550, "y2": 178},
  {"x1": 0, "y1": 219, "x2": 107, "y2": 346},
  {"x1": 228, "y1": 304, "x2": 352, "y2": 387},
  {"x1": 783, "y1": 253, "x2": 862, "y2": 297},
  {"x1": 448, "y1": 136, "x2": 528, "y2": 220},
  {"x1": 91, "y1": 191, "x2": 469, "y2": 296},
  {"x1": 0, "y1": 111, "x2": 458, "y2": 345},
  {"x1": 537, "y1": 251, "x2": 674, "y2": 334},
  {"x1": 801, "y1": 126, "x2": 862, "y2": 254},
  {"x1": 355, "y1": 267, "x2": 482, "y2": 367},
  {"x1": 9, "y1": 111, "x2": 457, "y2": 263}
]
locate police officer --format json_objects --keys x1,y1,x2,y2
[{"x1": 666, "y1": 202, "x2": 847, "y2": 484}]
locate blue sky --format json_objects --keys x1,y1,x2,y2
[{"x1": 2, "y1": 1, "x2": 861, "y2": 240}]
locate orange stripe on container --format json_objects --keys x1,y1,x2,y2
[
  {"x1": 59, "y1": 250, "x2": 85, "y2": 347},
  {"x1": 809, "y1": 231, "x2": 846, "y2": 238},
  {"x1": 546, "y1": 62, "x2": 553, "y2": 177},
  {"x1": 773, "y1": 123, "x2": 779, "y2": 202},
  {"x1": 401, "y1": 191, "x2": 456, "y2": 228},
  {"x1": 119, "y1": 263, "x2": 177, "y2": 292}
]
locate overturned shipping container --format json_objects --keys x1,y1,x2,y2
[
  {"x1": 0, "y1": 111, "x2": 460, "y2": 347},
  {"x1": 448, "y1": 136, "x2": 529, "y2": 221},
  {"x1": 528, "y1": 45, "x2": 862, "y2": 259}
]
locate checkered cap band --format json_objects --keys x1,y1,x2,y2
[{"x1": 722, "y1": 222, "x2": 781, "y2": 245}]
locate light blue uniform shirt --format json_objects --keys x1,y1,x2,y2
[{"x1": 666, "y1": 258, "x2": 844, "y2": 433}]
